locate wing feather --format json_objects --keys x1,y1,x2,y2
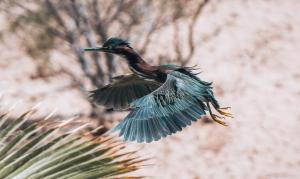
[
  {"x1": 113, "y1": 71, "x2": 216, "y2": 142},
  {"x1": 90, "y1": 74, "x2": 161, "y2": 109}
]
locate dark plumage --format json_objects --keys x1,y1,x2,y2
[{"x1": 84, "y1": 37, "x2": 232, "y2": 143}]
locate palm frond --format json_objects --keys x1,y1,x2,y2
[{"x1": 0, "y1": 110, "x2": 145, "y2": 178}]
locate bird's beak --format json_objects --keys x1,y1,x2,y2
[{"x1": 84, "y1": 47, "x2": 111, "y2": 53}]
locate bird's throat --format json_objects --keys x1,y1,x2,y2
[{"x1": 123, "y1": 50, "x2": 160, "y2": 79}]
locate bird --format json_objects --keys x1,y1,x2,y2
[{"x1": 84, "y1": 37, "x2": 232, "y2": 143}]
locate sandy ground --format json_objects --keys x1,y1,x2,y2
[{"x1": 1, "y1": 0, "x2": 300, "y2": 179}]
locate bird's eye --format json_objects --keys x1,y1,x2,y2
[{"x1": 107, "y1": 46, "x2": 112, "y2": 50}]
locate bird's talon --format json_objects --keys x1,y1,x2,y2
[
  {"x1": 211, "y1": 114, "x2": 227, "y2": 126},
  {"x1": 217, "y1": 108, "x2": 233, "y2": 118},
  {"x1": 220, "y1": 106, "x2": 231, "y2": 110},
  {"x1": 212, "y1": 114, "x2": 224, "y2": 119},
  {"x1": 207, "y1": 102, "x2": 228, "y2": 126},
  {"x1": 212, "y1": 116, "x2": 227, "y2": 126}
]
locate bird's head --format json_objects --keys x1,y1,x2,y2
[{"x1": 84, "y1": 38, "x2": 132, "y2": 55}]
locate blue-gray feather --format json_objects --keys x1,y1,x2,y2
[
  {"x1": 112, "y1": 70, "x2": 219, "y2": 143},
  {"x1": 90, "y1": 74, "x2": 161, "y2": 109}
]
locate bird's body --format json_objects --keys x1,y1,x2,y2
[{"x1": 84, "y1": 38, "x2": 232, "y2": 143}]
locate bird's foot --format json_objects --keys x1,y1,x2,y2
[
  {"x1": 217, "y1": 107, "x2": 233, "y2": 118},
  {"x1": 211, "y1": 114, "x2": 228, "y2": 126},
  {"x1": 207, "y1": 102, "x2": 230, "y2": 126}
]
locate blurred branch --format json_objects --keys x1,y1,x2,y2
[
  {"x1": 45, "y1": 0, "x2": 102, "y2": 87},
  {"x1": 173, "y1": 21, "x2": 183, "y2": 63},
  {"x1": 138, "y1": 12, "x2": 163, "y2": 56},
  {"x1": 92, "y1": 0, "x2": 115, "y2": 81},
  {"x1": 69, "y1": 0, "x2": 104, "y2": 85},
  {"x1": 107, "y1": 0, "x2": 125, "y2": 24},
  {"x1": 44, "y1": 0, "x2": 67, "y2": 31},
  {"x1": 173, "y1": 0, "x2": 210, "y2": 66},
  {"x1": 185, "y1": 0, "x2": 210, "y2": 65}
]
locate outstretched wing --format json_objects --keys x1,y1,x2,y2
[
  {"x1": 90, "y1": 74, "x2": 161, "y2": 109},
  {"x1": 112, "y1": 71, "x2": 214, "y2": 143}
]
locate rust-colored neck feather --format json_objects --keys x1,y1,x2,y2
[
  {"x1": 121, "y1": 48, "x2": 146, "y2": 64},
  {"x1": 120, "y1": 48, "x2": 162, "y2": 80}
]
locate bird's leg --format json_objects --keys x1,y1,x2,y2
[
  {"x1": 206, "y1": 102, "x2": 228, "y2": 126},
  {"x1": 217, "y1": 107, "x2": 233, "y2": 118}
]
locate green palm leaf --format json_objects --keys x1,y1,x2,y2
[{"x1": 0, "y1": 110, "x2": 145, "y2": 179}]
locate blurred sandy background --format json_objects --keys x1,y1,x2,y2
[{"x1": 1, "y1": 0, "x2": 300, "y2": 179}]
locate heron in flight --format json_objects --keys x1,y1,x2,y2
[{"x1": 84, "y1": 38, "x2": 232, "y2": 143}]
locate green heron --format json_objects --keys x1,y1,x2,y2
[{"x1": 84, "y1": 38, "x2": 232, "y2": 143}]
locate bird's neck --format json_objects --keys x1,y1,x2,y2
[
  {"x1": 123, "y1": 49, "x2": 147, "y2": 65},
  {"x1": 122, "y1": 49, "x2": 158, "y2": 78}
]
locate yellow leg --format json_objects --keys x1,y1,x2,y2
[
  {"x1": 212, "y1": 114, "x2": 228, "y2": 126},
  {"x1": 217, "y1": 107, "x2": 233, "y2": 118},
  {"x1": 207, "y1": 102, "x2": 228, "y2": 126}
]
